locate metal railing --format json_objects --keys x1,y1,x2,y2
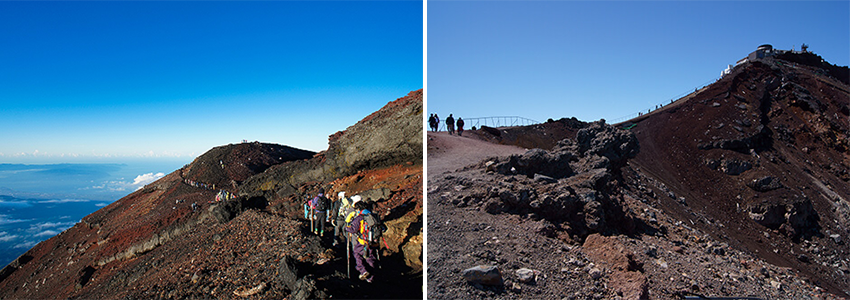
[
  {"x1": 610, "y1": 77, "x2": 719, "y2": 125},
  {"x1": 429, "y1": 116, "x2": 541, "y2": 132}
]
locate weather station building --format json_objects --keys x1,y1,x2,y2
[{"x1": 722, "y1": 44, "x2": 809, "y2": 77}]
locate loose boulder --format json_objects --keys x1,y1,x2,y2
[{"x1": 462, "y1": 265, "x2": 503, "y2": 286}]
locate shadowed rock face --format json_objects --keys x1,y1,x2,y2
[
  {"x1": 239, "y1": 90, "x2": 423, "y2": 200},
  {"x1": 0, "y1": 89, "x2": 423, "y2": 300}
]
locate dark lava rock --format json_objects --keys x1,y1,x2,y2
[
  {"x1": 747, "y1": 176, "x2": 783, "y2": 192},
  {"x1": 478, "y1": 121, "x2": 638, "y2": 239},
  {"x1": 697, "y1": 125, "x2": 771, "y2": 153},
  {"x1": 480, "y1": 125, "x2": 502, "y2": 137},
  {"x1": 462, "y1": 265, "x2": 503, "y2": 286},
  {"x1": 493, "y1": 121, "x2": 638, "y2": 179},
  {"x1": 721, "y1": 158, "x2": 753, "y2": 175},
  {"x1": 749, "y1": 198, "x2": 820, "y2": 240}
]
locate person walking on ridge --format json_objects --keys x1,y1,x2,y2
[
  {"x1": 446, "y1": 114, "x2": 455, "y2": 135},
  {"x1": 456, "y1": 117, "x2": 465, "y2": 136}
]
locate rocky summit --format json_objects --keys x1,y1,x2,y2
[
  {"x1": 0, "y1": 89, "x2": 423, "y2": 299},
  {"x1": 428, "y1": 51, "x2": 848, "y2": 299}
]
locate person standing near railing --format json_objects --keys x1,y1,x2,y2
[{"x1": 446, "y1": 114, "x2": 455, "y2": 135}]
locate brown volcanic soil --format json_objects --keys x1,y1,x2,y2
[
  {"x1": 428, "y1": 55, "x2": 849, "y2": 299},
  {"x1": 629, "y1": 57, "x2": 850, "y2": 296},
  {"x1": 0, "y1": 90, "x2": 424, "y2": 300},
  {"x1": 427, "y1": 131, "x2": 527, "y2": 175}
]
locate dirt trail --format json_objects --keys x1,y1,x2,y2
[{"x1": 427, "y1": 131, "x2": 526, "y2": 177}]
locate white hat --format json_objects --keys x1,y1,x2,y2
[
  {"x1": 351, "y1": 195, "x2": 362, "y2": 203},
  {"x1": 338, "y1": 191, "x2": 346, "y2": 199}
]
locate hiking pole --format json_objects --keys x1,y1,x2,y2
[{"x1": 346, "y1": 233, "x2": 351, "y2": 279}]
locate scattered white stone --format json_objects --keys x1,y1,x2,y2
[
  {"x1": 656, "y1": 259, "x2": 668, "y2": 269},
  {"x1": 589, "y1": 267, "x2": 603, "y2": 280},
  {"x1": 516, "y1": 268, "x2": 537, "y2": 283}
]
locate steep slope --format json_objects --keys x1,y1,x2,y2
[
  {"x1": 630, "y1": 55, "x2": 850, "y2": 295},
  {"x1": 0, "y1": 89, "x2": 423, "y2": 299},
  {"x1": 428, "y1": 53, "x2": 849, "y2": 299}
]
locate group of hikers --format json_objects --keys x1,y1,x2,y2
[
  {"x1": 184, "y1": 178, "x2": 215, "y2": 190},
  {"x1": 215, "y1": 190, "x2": 235, "y2": 202},
  {"x1": 428, "y1": 113, "x2": 465, "y2": 136},
  {"x1": 183, "y1": 178, "x2": 236, "y2": 204},
  {"x1": 183, "y1": 177, "x2": 234, "y2": 203},
  {"x1": 304, "y1": 188, "x2": 386, "y2": 283}
]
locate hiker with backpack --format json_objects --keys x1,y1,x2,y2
[
  {"x1": 457, "y1": 117, "x2": 465, "y2": 136},
  {"x1": 311, "y1": 188, "x2": 330, "y2": 236},
  {"x1": 304, "y1": 194, "x2": 314, "y2": 230},
  {"x1": 331, "y1": 192, "x2": 356, "y2": 247},
  {"x1": 345, "y1": 200, "x2": 385, "y2": 283}
]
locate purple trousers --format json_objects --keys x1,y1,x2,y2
[{"x1": 352, "y1": 241, "x2": 377, "y2": 275}]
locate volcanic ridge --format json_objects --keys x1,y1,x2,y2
[
  {"x1": 0, "y1": 89, "x2": 423, "y2": 299},
  {"x1": 428, "y1": 50, "x2": 849, "y2": 299}
]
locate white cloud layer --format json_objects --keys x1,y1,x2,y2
[
  {"x1": 14, "y1": 241, "x2": 37, "y2": 249},
  {"x1": 34, "y1": 230, "x2": 60, "y2": 237},
  {"x1": 133, "y1": 172, "x2": 165, "y2": 186},
  {"x1": 0, "y1": 215, "x2": 28, "y2": 226},
  {"x1": 86, "y1": 172, "x2": 167, "y2": 192},
  {"x1": 0, "y1": 231, "x2": 19, "y2": 242},
  {"x1": 37, "y1": 199, "x2": 90, "y2": 204}
]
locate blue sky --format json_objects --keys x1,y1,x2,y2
[
  {"x1": 1, "y1": 1, "x2": 423, "y2": 163},
  {"x1": 428, "y1": 1, "x2": 849, "y2": 125}
]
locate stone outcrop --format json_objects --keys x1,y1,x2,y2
[
  {"x1": 749, "y1": 197, "x2": 821, "y2": 240},
  {"x1": 491, "y1": 120, "x2": 639, "y2": 179},
  {"x1": 456, "y1": 121, "x2": 640, "y2": 240}
]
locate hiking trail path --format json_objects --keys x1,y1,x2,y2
[{"x1": 427, "y1": 131, "x2": 526, "y2": 178}]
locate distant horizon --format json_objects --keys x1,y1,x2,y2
[
  {"x1": 0, "y1": 139, "x2": 322, "y2": 164},
  {"x1": 0, "y1": 160, "x2": 185, "y2": 200},
  {"x1": 1, "y1": 1, "x2": 423, "y2": 162}
]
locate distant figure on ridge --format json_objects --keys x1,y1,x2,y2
[
  {"x1": 446, "y1": 114, "x2": 455, "y2": 135},
  {"x1": 434, "y1": 114, "x2": 440, "y2": 132},
  {"x1": 456, "y1": 117, "x2": 465, "y2": 136},
  {"x1": 428, "y1": 114, "x2": 438, "y2": 132}
]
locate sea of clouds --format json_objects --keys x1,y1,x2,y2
[
  {"x1": 84, "y1": 172, "x2": 166, "y2": 193},
  {"x1": 0, "y1": 162, "x2": 183, "y2": 267}
]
